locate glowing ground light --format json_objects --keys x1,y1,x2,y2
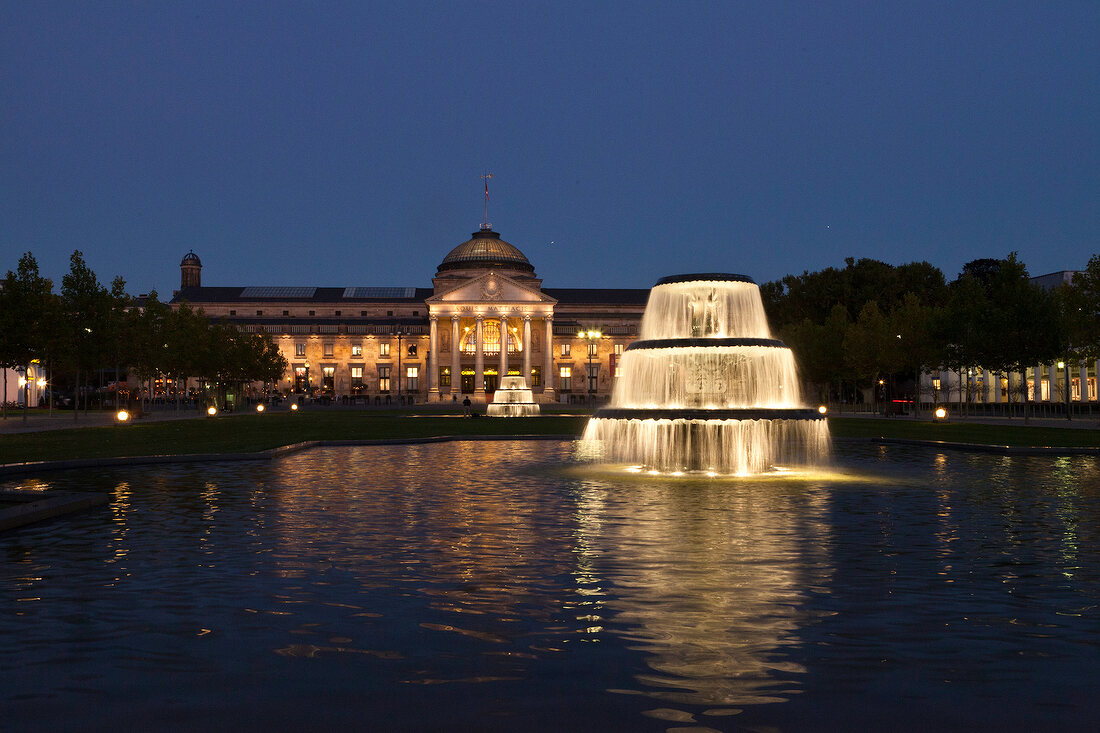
[
  {"x1": 934, "y1": 407, "x2": 948, "y2": 419},
  {"x1": 207, "y1": 406, "x2": 218, "y2": 417},
  {"x1": 290, "y1": 403, "x2": 299, "y2": 411},
  {"x1": 256, "y1": 404, "x2": 265, "y2": 413},
  {"x1": 116, "y1": 410, "x2": 130, "y2": 423},
  {"x1": 818, "y1": 405, "x2": 828, "y2": 414}
]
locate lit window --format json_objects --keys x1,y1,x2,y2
[
  {"x1": 531, "y1": 366, "x2": 541, "y2": 387},
  {"x1": 561, "y1": 343, "x2": 571, "y2": 357},
  {"x1": 406, "y1": 365, "x2": 419, "y2": 391},
  {"x1": 378, "y1": 365, "x2": 391, "y2": 393},
  {"x1": 351, "y1": 345, "x2": 362, "y2": 357},
  {"x1": 295, "y1": 343, "x2": 306, "y2": 357},
  {"x1": 380, "y1": 342, "x2": 390, "y2": 357},
  {"x1": 588, "y1": 342, "x2": 598, "y2": 357},
  {"x1": 559, "y1": 365, "x2": 572, "y2": 392},
  {"x1": 614, "y1": 343, "x2": 623, "y2": 355},
  {"x1": 439, "y1": 366, "x2": 451, "y2": 388}
]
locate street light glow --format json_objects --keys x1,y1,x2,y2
[{"x1": 207, "y1": 406, "x2": 218, "y2": 417}]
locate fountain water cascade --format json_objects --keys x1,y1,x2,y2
[
  {"x1": 582, "y1": 273, "x2": 830, "y2": 474},
  {"x1": 486, "y1": 376, "x2": 541, "y2": 417}
]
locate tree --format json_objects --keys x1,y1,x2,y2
[
  {"x1": 0, "y1": 253, "x2": 56, "y2": 422},
  {"x1": 843, "y1": 300, "x2": 895, "y2": 406},
  {"x1": 889, "y1": 292, "x2": 940, "y2": 415},
  {"x1": 1065, "y1": 254, "x2": 1100, "y2": 366},
  {"x1": 939, "y1": 274, "x2": 991, "y2": 409},
  {"x1": 60, "y1": 251, "x2": 111, "y2": 418},
  {"x1": 982, "y1": 253, "x2": 1065, "y2": 420}
]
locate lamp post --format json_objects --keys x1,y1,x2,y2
[
  {"x1": 392, "y1": 326, "x2": 408, "y2": 404},
  {"x1": 579, "y1": 330, "x2": 602, "y2": 404}
]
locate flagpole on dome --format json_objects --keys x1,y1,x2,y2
[{"x1": 480, "y1": 172, "x2": 493, "y2": 231}]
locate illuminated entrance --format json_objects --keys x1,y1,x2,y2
[
  {"x1": 461, "y1": 368, "x2": 475, "y2": 393},
  {"x1": 484, "y1": 368, "x2": 498, "y2": 393}
]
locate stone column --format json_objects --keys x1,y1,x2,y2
[
  {"x1": 451, "y1": 315, "x2": 460, "y2": 397},
  {"x1": 428, "y1": 315, "x2": 439, "y2": 399},
  {"x1": 475, "y1": 315, "x2": 485, "y2": 397},
  {"x1": 499, "y1": 316, "x2": 508, "y2": 379},
  {"x1": 543, "y1": 314, "x2": 555, "y2": 399},
  {"x1": 522, "y1": 315, "x2": 532, "y2": 387}
]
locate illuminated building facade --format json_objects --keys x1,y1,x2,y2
[{"x1": 170, "y1": 226, "x2": 649, "y2": 403}]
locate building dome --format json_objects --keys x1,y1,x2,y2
[
  {"x1": 181, "y1": 250, "x2": 202, "y2": 267},
  {"x1": 437, "y1": 230, "x2": 535, "y2": 275}
]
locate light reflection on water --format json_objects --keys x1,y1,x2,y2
[{"x1": 1, "y1": 441, "x2": 1099, "y2": 731}]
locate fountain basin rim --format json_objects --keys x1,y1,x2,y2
[
  {"x1": 591, "y1": 408, "x2": 827, "y2": 421},
  {"x1": 626, "y1": 337, "x2": 787, "y2": 351},
  {"x1": 654, "y1": 273, "x2": 756, "y2": 286}
]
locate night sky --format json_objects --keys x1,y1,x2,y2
[{"x1": 3, "y1": 2, "x2": 1097, "y2": 295}]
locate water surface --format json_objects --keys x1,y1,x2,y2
[{"x1": 2, "y1": 441, "x2": 1098, "y2": 731}]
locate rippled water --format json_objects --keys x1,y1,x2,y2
[{"x1": 2, "y1": 441, "x2": 1099, "y2": 732}]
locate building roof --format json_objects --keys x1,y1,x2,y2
[
  {"x1": 543, "y1": 288, "x2": 651, "y2": 305},
  {"x1": 436, "y1": 230, "x2": 535, "y2": 274},
  {"x1": 171, "y1": 286, "x2": 433, "y2": 304}
]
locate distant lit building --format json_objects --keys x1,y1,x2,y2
[{"x1": 170, "y1": 226, "x2": 649, "y2": 403}]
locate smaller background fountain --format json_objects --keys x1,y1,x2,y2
[{"x1": 487, "y1": 376, "x2": 541, "y2": 417}]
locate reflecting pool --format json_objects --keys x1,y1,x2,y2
[{"x1": 2, "y1": 441, "x2": 1099, "y2": 732}]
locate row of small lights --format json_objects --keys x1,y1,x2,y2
[{"x1": 117, "y1": 401, "x2": 300, "y2": 423}]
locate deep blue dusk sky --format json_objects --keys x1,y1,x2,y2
[{"x1": 3, "y1": 2, "x2": 1097, "y2": 294}]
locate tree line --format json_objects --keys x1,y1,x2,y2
[
  {"x1": 761, "y1": 253, "x2": 1100, "y2": 413},
  {"x1": 0, "y1": 251, "x2": 287, "y2": 420}
]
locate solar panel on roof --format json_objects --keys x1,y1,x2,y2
[
  {"x1": 342, "y1": 287, "x2": 416, "y2": 299},
  {"x1": 240, "y1": 287, "x2": 316, "y2": 298}
]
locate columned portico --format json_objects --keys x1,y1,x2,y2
[
  {"x1": 499, "y1": 316, "x2": 508, "y2": 378},
  {"x1": 523, "y1": 315, "x2": 532, "y2": 386},
  {"x1": 543, "y1": 314, "x2": 555, "y2": 400},
  {"x1": 450, "y1": 315, "x2": 460, "y2": 398},
  {"x1": 428, "y1": 316, "x2": 439, "y2": 397},
  {"x1": 474, "y1": 315, "x2": 485, "y2": 397}
]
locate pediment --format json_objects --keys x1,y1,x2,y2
[{"x1": 426, "y1": 272, "x2": 556, "y2": 306}]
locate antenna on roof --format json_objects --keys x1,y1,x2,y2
[{"x1": 480, "y1": 172, "x2": 493, "y2": 231}]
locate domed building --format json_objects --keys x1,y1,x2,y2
[{"x1": 171, "y1": 224, "x2": 649, "y2": 404}]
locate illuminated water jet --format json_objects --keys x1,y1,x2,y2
[{"x1": 582, "y1": 273, "x2": 830, "y2": 474}]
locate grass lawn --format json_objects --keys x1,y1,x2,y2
[
  {"x1": 1, "y1": 410, "x2": 1097, "y2": 465},
  {"x1": 0, "y1": 410, "x2": 591, "y2": 464},
  {"x1": 828, "y1": 417, "x2": 1100, "y2": 448}
]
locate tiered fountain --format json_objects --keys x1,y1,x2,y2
[
  {"x1": 487, "y1": 376, "x2": 541, "y2": 417},
  {"x1": 582, "y1": 273, "x2": 829, "y2": 474}
]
